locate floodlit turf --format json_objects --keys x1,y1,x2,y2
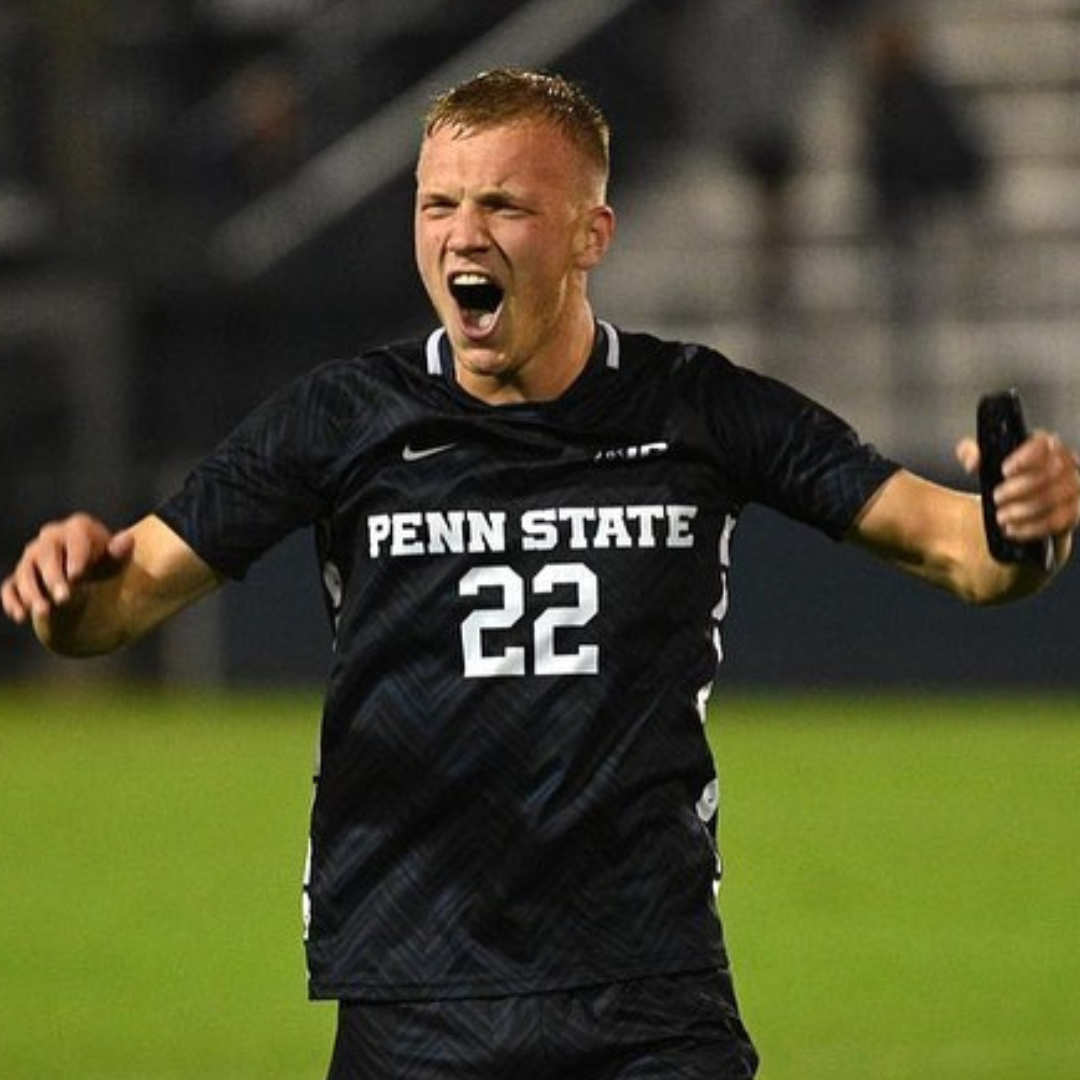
[
  {"x1": 1, "y1": 686, "x2": 1078, "y2": 1080},
  {"x1": 712, "y1": 692, "x2": 1080, "y2": 1080},
  {"x1": 0, "y1": 686, "x2": 333, "y2": 1080}
]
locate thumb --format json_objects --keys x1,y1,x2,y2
[
  {"x1": 106, "y1": 528, "x2": 137, "y2": 563},
  {"x1": 955, "y1": 436, "x2": 980, "y2": 476}
]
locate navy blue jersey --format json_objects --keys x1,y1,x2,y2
[{"x1": 157, "y1": 323, "x2": 899, "y2": 1002}]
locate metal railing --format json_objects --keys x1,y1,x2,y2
[{"x1": 209, "y1": 0, "x2": 644, "y2": 281}]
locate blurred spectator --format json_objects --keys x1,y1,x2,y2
[
  {"x1": 171, "y1": 54, "x2": 306, "y2": 208},
  {"x1": 0, "y1": 4, "x2": 56, "y2": 267},
  {"x1": 860, "y1": 14, "x2": 990, "y2": 386},
  {"x1": 680, "y1": 0, "x2": 808, "y2": 323},
  {"x1": 677, "y1": 0, "x2": 872, "y2": 332},
  {"x1": 863, "y1": 18, "x2": 987, "y2": 224}
]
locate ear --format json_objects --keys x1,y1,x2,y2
[{"x1": 575, "y1": 204, "x2": 615, "y2": 271}]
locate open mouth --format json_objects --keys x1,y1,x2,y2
[{"x1": 449, "y1": 272, "x2": 504, "y2": 333}]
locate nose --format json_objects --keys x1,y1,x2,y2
[{"x1": 447, "y1": 202, "x2": 489, "y2": 254}]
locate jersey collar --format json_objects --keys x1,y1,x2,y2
[{"x1": 424, "y1": 319, "x2": 620, "y2": 382}]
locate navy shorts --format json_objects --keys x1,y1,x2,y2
[{"x1": 325, "y1": 967, "x2": 759, "y2": 1080}]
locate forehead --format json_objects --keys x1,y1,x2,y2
[{"x1": 417, "y1": 120, "x2": 585, "y2": 192}]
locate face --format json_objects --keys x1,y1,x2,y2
[{"x1": 415, "y1": 120, "x2": 613, "y2": 403}]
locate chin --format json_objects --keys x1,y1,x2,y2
[{"x1": 457, "y1": 349, "x2": 508, "y2": 379}]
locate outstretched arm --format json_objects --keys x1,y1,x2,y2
[
  {"x1": 850, "y1": 430, "x2": 1079, "y2": 605},
  {"x1": 2, "y1": 513, "x2": 223, "y2": 656}
]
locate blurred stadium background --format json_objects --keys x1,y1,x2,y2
[{"x1": 1, "y1": 0, "x2": 1077, "y2": 687}]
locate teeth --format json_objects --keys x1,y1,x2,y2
[{"x1": 451, "y1": 272, "x2": 491, "y2": 286}]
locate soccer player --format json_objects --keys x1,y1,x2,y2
[{"x1": 4, "y1": 69, "x2": 1078, "y2": 1080}]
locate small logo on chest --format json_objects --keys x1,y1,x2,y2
[
  {"x1": 593, "y1": 441, "x2": 669, "y2": 463},
  {"x1": 402, "y1": 442, "x2": 457, "y2": 462}
]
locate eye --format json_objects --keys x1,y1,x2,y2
[
  {"x1": 481, "y1": 194, "x2": 528, "y2": 218},
  {"x1": 420, "y1": 197, "x2": 456, "y2": 218}
]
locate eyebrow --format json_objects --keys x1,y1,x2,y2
[
  {"x1": 476, "y1": 187, "x2": 527, "y2": 208},
  {"x1": 417, "y1": 183, "x2": 531, "y2": 208}
]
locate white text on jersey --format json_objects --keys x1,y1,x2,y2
[
  {"x1": 368, "y1": 504, "x2": 698, "y2": 559},
  {"x1": 593, "y1": 441, "x2": 669, "y2": 463}
]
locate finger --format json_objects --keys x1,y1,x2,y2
[
  {"x1": 955, "y1": 436, "x2": 980, "y2": 474},
  {"x1": 61, "y1": 525, "x2": 97, "y2": 586},
  {"x1": 1, "y1": 575, "x2": 29, "y2": 624},
  {"x1": 996, "y1": 444, "x2": 1080, "y2": 538},
  {"x1": 1000, "y1": 502, "x2": 1077, "y2": 542},
  {"x1": 1001, "y1": 429, "x2": 1059, "y2": 478},
  {"x1": 5, "y1": 549, "x2": 59, "y2": 619},
  {"x1": 24, "y1": 531, "x2": 74, "y2": 608},
  {"x1": 52, "y1": 514, "x2": 116, "y2": 590},
  {"x1": 996, "y1": 433, "x2": 1068, "y2": 501},
  {"x1": 106, "y1": 527, "x2": 136, "y2": 562}
]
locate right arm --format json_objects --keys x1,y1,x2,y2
[
  {"x1": 1, "y1": 513, "x2": 223, "y2": 657},
  {"x1": 850, "y1": 432, "x2": 1078, "y2": 606}
]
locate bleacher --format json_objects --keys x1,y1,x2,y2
[{"x1": 594, "y1": 0, "x2": 1080, "y2": 464}]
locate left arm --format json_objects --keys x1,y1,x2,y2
[{"x1": 849, "y1": 431, "x2": 1079, "y2": 605}]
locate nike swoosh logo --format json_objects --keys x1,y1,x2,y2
[{"x1": 402, "y1": 442, "x2": 457, "y2": 462}]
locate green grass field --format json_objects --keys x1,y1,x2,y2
[{"x1": 1, "y1": 686, "x2": 1078, "y2": 1080}]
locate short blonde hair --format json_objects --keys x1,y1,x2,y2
[{"x1": 424, "y1": 68, "x2": 611, "y2": 190}]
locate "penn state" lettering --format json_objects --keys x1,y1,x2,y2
[{"x1": 368, "y1": 504, "x2": 698, "y2": 558}]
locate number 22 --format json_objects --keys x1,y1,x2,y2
[{"x1": 459, "y1": 563, "x2": 599, "y2": 678}]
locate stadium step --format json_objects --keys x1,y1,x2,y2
[{"x1": 594, "y1": 0, "x2": 1080, "y2": 461}]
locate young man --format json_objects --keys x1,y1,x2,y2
[{"x1": 4, "y1": 69, "x2": 1078, "y2": 1080}]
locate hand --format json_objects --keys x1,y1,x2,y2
[
  {"x1": 1, "y1": 513, "x2": 135, "y2": 625},
  {"x1": 957, "y1": 430, "x2": 1080, "y2": 544}
]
